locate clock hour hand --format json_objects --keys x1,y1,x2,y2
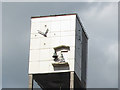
[{"x1": 44, "y1": 29, "x2": 49, "y2": 36}]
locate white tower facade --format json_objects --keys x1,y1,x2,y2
[{"x1": 28, "y1": 13, "x2": 88, "y2": 89}]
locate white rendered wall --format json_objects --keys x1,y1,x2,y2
[{"x1": 29, "y1": 15, "x2": 76, "y2": 74}]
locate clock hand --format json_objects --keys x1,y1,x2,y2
[
  {"x1": 44, "y1": 29, "x2": 49, "y2": 36},
  {"x1": 37, "y1": 30, "x2": 45, "y2": 36}
]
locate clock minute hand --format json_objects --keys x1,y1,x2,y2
[{"x1": 37, "y1": 30, "x2": 45, "y2": 36}]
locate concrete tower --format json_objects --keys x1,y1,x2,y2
[{"x1": 28, "y1": 13, "x2": 88, "y2": 89}]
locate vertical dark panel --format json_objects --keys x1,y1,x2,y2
[
  {"x1": 81, "y1": 30, "x2": 88, "y2": 88},
  {"x1": 75, "y1": 15, "x2": 88, "y2": 88}
]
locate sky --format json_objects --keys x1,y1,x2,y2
[
  {"x1": 0, "y1": 1, "x2": 2, "y2": 90},
  {"x1": 118, "y1": 2, "x2": 120, "y2": 88},
  {"x1": 2, "y1": 2, "x2": 118, "y2": 89}
]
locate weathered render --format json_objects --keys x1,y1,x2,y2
[{"x1": 28, "y1": 13, "x2": 88, "y2": 89}]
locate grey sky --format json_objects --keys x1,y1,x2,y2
[
  {"x1": 0, "y1": 1, "x2": 2, "y2": 90},
  {"x1": 2, "y1": 2, "x2": 118, "y2": 88},
  {"x1": 118, "y1": 2, "x2": 120, "y2": 88}
]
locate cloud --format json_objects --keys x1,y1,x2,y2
[{"x1": 106, "y1": 43, "x2": 118, "y2": 62}]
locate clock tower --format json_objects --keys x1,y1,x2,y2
[{"x1": 28, "y1": 13, "x2": 88, "y2": 89}]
